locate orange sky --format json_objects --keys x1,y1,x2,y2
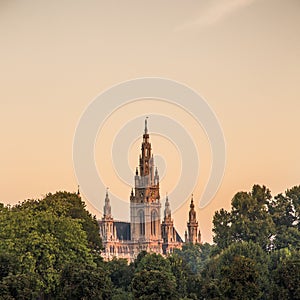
[{"x1": 1, "y1": 0, "x2": 300, "y2": 243}]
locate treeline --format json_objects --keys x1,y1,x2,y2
[{"x1": 0, "y1": 185, "x2": 300, "y2": 299}]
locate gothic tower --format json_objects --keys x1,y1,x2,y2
[
  {"x1": 161, "y1": 195, "x2": 178, "y2": 254},
  {"x1": 186, "y1": 195, "x2": 201, "y2": 244},
  {"x1": 130, "y1": 118, "x2": 161, "y2": 251},
  {"x1": 100, "y1": 189, "x2": 117, "y2": 242}
]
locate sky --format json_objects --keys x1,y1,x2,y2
[{"x1": 1, "y1": 0, "x2": 300, "y2": 243}]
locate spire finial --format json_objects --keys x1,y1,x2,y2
[
  {"x1": 190, "y1": 194, "x2": 195, "y2": 209},
  {"x1": 77, "y1": 185, "x2": 80, "y2": 196},
  {"x1": 144, "y1": 117, "x2": 148, "y2": 134}
]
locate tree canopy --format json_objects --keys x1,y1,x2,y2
[
  {"x1": 0, "y1": 192, "x2": 107, "y2": 299},
  {"x1": 1, "y1": 185, "x2": 300, "y2": 299}
]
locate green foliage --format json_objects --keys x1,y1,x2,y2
[
  {"x1": 168, "y1": 243, "x2": 215, "y2": 299},
  {"x1": 0, "y1": 192, "x2": 100, "y2": 298},
  {"x1": 220, "y1": 255, "x2": 261, "y2": 299},
  {"x1": 202, "y1": 241, "x2": 269, "y2": 299},
  {"x1": 1, "y1": 184, "x2": 300, "y2": 299},
  {"x1": 131, "y1": 253, "x2": 178, "y2": 300},
  {"x1": 212, "y1": 208, "x2": 232, "y2": 250},
  {"x1": 107, "y1": 257, "x2": 133, "y2": 291},
  {"x1": 286, "y1": 186, "x2": 300, "y2": 230},
  {"x1": 271, "y1": 250, "x2": 300, "y2": 299},
  {"x1": 213, "y1": 185, "x2": 276, "y2": 251},
  {"x1": 14, "y1": 191, "x2": 102, "y2": 251},
  {"x1": 0, "y1": 272, "x2": 40, "y2": 300},
  {"x1": 268, "y1": 248, "x2": 300, "y2": 300},
  {"x1": 268, "y1": 188, "x2": 300, "y2": 250},
  {"x1": 167, "y1": 253, "x2": 188, "y2": 298},
  {"x1": 58, "y1": 262, "x2": 113, "y2": 299},
  {"x1": 111, "y1": 289, "x2": 134, "y2": 300}
]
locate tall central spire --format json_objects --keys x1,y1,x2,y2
[
  {"x1": 134, "y1": 118, "x2": 160, "y2": 188},
  {"x1": 130, "y1": 118, "x2": 161, "y2": 243},
  {"x1": 144, "y1": 116, "x2": 148, "y2": 134},
  {"x1": 140, "y1": 117, "x2": 152, "y2": 177},
  {"x1": 142, "y1": 117, "x2": 149, "y2": 145}
]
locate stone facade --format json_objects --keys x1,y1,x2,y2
[{"x1": 98, "y1": 119, "x2": 201, "y2": 261}]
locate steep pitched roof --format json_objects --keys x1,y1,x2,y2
[{"x1": 175, "y1": 229, "x2": 184, "y2": 243}]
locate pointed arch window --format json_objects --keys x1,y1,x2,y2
[
  {"x1": 139, "y1": 210, "x2": 145, "y2": 236},
  {"x1": 151, "y1": 210, "x2": 157, "y2": 236}
]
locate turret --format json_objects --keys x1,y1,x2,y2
[
  {"x1": 189, "y1": 196, "x2": 196, "y2": 222},
  {"x1": 103, "y1": 188, "x2": 112, "y2": 218},
  {"x1": 186, "y1": 195, "x2": 201, "y2": 244},
  {"x1": 164, "y1": 195, "x2": 171, "y2": 219}
]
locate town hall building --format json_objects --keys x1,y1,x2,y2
[{"x1": 98, "y1": 119, "x2": 201, "y2": 261}]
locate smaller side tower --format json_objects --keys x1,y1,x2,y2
[
  {"x1": 100, "y1": 189, "x2": 116, "y2": 242},
  {"x1": 186, "y1": 195, "x2": 201, "y2": 244},
  {"x1": 162, "y1": 195, "x2": 174, "y2": 253},
  {"x1": 99, "y1": 190, "x2": 131, "y2": 261},
  {"x1": 161, "y1": 195, "x2": 183, "y2": 254}
]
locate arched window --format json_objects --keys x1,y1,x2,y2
[
  {"x1": 151, "y1": 210, "x2": 157, "y2": 236},
  {"x1": 139, "y1": 210, "x2": 145, "y2": 236}
]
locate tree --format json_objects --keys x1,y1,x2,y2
[
  {"x1": 286, "y1": 186, "x2": 300, "y2": 230},
  {"x1": 58, "y1": 262, "x2": 113, "y2": 299},
  {"x1": 0, "y1": 272, "x2": 40, "y2": 300},
  {"x1": 131, "y1": 253, "x2": 177, "y2": 300},
  {"x1": 107, "y1": 257, "x2": 133, "y2": 292},
  {"x1": 268, "y1": 192, "x2": 300, "y2": 250},
  {"x1": 201, "y1": 241, "x2": 269, "y2": 300},
  {"x1": 0, "y1": 198, "x2": 96, "y2": 298},
  {"x1": 167, "y1": 253, "x2": 188, "y2": 298},
  {"x1": 14, "y1": 192, "x2": 102, "y2": 251},
  {"x1": 213, "y1": 185, "x2": 275, "y2": 251},
  {"x1": 219, "y1": 255, "x2": 261, "y2": 300},
  {"x1": 270, "y1": 249, "x2": 300, "y2": 299},
  {"x1": 212, "y1": 208, "x2": 232, "y2": 250},
  {"x1": 167, "y1": 243, "x2": 215, "y2": 299}
]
